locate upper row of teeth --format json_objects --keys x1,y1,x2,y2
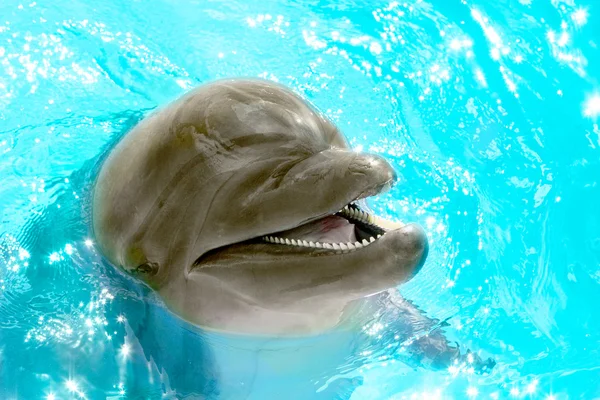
[
  {"x1": 339, "y1": 205, "x2": 404, "y2": 231},
  {"x1": 262, "y1": 235, "x2": 383, "y2": 250},
  {"x1": 338, "y1": 205, "x2": 375, "y2": 225}
]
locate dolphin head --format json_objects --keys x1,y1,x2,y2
[{"x1": 92, "y1": 79, "x2": 428, "y2": 335}]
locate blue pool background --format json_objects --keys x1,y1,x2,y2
[{"x1": 1, "y1": 0, "x2": 599, "y2": 398}]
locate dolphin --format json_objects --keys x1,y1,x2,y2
[{"x1": 92, "y1": 78, "x2": 428, "y2": 336}]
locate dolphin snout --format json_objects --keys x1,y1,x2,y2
[{"x1": 348, "y1": 153, "x2": 398, "y2": 199}]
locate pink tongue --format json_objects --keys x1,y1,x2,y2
[{"x1": 277, "y1": 216, "x2": 357, "y2": 244}]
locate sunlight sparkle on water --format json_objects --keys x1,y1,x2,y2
[
  {"x1": 475, "y1": 69, "x2": 487, "y2": 87},
  {"x1": 84, "y1": 239, "x2": 93, "y2": 247},
  {"x1": 466, "y1": 387, "x2": 478, "y2": 397},
  {"x1": 527, "y1": 380, "x2": 538, "y2": 394},
  {"x1": 572, "y1": 8, "x2": 588, "y2": 26},
  {"x1": 120, "y1": 343, "x2": 131, "y2": 357},
  {"x1": 557, "y1": 31, "x2": 569, "y2": 47},
  {"x1": 426, "y1": 216, "x2": 436, "y2": 227},
  {"x1": 583, "y1": 94, "x2": 600, "y2": 118},
  {"x1": 46, "y1": 394, "x2": 56, "y2": 400},
  {"x1": 65, "y1": 379, "x2": 78, "y2": 392}
]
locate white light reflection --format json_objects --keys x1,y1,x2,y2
[
  {"x1": 557, "y1": 31, "x2": 570, "y2": 47},
  {"x1": 474, "y1": 69, "x2": 487, "y2": 87},
  {"x1": 120, "y1": 342, "x2": 131, "y2": 358},
  {"x1": 583, "y1": 94, "x2": 600, "y2": 118},
  {"x1": 471, "y1": 7, "x2": 506, "y2": 65},
  {"x1": 467, "y1": 387, "x2": 478, "y2": 397},
  {"x1": 65, "y1": 379, "x2": 78, "y2": 392},
  {"x1": 369, "y1": 42, "x2": 382, "y2": 54},
  {"x1": 527, "y1": 379, "x2": 538, "y2": 394},
  {"x1": 572, "y1": 8, "x2": 588, "y2": 26}
]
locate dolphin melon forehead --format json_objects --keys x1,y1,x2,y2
[{"x1": 92, "y1": 79, "x2": 349, "y2": 267}]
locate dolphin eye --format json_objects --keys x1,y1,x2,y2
[{"x1": 133, "y1": 262, "x2": 159, "y2": 276}]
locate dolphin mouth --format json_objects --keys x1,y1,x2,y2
[
  {"x1": 260, "y1": 203, "x2": 403, "y2": 251},
  {"x1": 193, "y1": 202, "x2": 407, "y2": 268}
]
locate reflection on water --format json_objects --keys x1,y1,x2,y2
[{"x1": 1, "y1": 0, "x2": 599, "y2": 398}]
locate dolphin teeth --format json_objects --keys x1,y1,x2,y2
[
  {"x1": 347, "y1": 242, "x2": 356, "y2": 250},
  {"x1": 362, "y1": 239, "x2": 369, "y2": 246},
  {"x1": 285, "y1": 239, "x2": 292, "y2": 245},
  {"x1": 291, "y1": 239, "x2": 298, "y2": 246},
  {"x1": 302, "y1": 240, "x2": 310, "y2": 247},
  {"x1": 332, "y1": 243, "x2": 341, "y2": 250},
  {"x1": 377, "y1": 234, "x2": 382, "y2": 239},
  {"x1": 308, "y1": 241, "x2": 315, "y2": 248},
  {"x1": 355, "y1": 241, "x2": 363, "y2": 248},
  {"x1": 339, "y1": 243, "x2": 348, "y2": 250},
  {"x1": 369, "y1": 237, "x2": 376, "y2": 243},
  {"x1": 316, "y1": 242, "x2": 323, "y2": 248},
  {"x1": 323, "y1": 243, "x2": 333, "y2": 249},
  {"x1": 274, "y1": 237, "x2": 281, "y2": 244}
]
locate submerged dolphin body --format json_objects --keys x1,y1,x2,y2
[{"x1": 92, "y1": 78, "x2": 428, "y2": 336}]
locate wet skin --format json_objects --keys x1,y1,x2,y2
[{"x1": 92, "y1": 78, "x2": 428, "y2": 335}]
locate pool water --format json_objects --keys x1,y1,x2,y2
[{"x1": 1, "y1": 0, "x2": 599, "y2": 398}]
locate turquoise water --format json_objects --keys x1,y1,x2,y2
[{"x1": 1, "y1": 0, "x2": 599, "y2": 398}]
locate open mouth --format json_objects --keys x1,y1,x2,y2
[
  {"x1": 259, "y1": 203, "x2": 404, "y2": 253},
  {"x1": 193, "y1": 203, "x2": 407, "y2": 267}
]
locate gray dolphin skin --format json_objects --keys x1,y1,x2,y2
[{"x1": 92, "y1": 78, "x2": 428, "y2": 336}]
